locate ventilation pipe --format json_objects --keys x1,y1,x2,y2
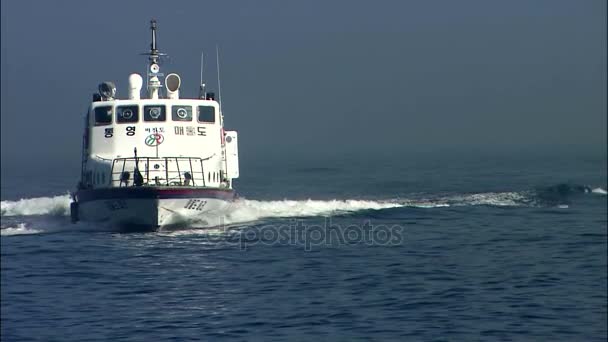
[
  {"x1": 128, "y1": 73, "x2": 143, "y2": 100},
  {"x1": 165, "y1": 73, "x2": 181, "y2": 99}
]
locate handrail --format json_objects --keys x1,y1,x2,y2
[{"x1": 109, "y1": 156, "x2": 208, "y2": 187}]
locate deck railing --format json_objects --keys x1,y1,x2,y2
[{"x1": 110, "y1": 157, "x2": 206, "y2": 187}]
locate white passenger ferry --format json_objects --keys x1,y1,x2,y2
[{"x1": 71, "y1": 20, "x2": 239, "y2": 230}]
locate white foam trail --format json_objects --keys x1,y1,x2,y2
[
  {"x1": 448, "y1": 192, "x2": 527, "y2": 207},
  {"x1": 0, "y1": 186, "x2": 602, "y2": 231},
  {"x1": 183, "y1": 193, "x2": 532, "y2": 228},
  {"x1": 158, "y1": 227, "x2": 232, "y2": 237},
  {"x1": 1, "y1": 223, "x2": 42, "y2": 236},
  {"x1": 1, "y1": 194, "x2": 71, "y2": 217},
  {"x1": 404, "y1": 201, "x2": 451, "y2": 208},
  {"x1": 398, "y1": 192, "x2": 527, "y2": 208},
  {"x1": 210, "y1": 198, "x2": 405, "y2": 226}
]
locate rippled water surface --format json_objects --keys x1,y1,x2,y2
[{"x1": 2, "y1": 154, "x2": 607, "y2": 340}]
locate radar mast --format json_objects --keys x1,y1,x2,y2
[{"x1": 141, "y1": 19, "x2": 166, "y2": 99}]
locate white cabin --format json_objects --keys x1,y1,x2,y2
[{"x1": 78, "y1": 21, "x2": 238, "y2": 191}]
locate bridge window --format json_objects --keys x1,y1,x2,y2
[
  {"x1": 197, "y1": 106, "x2": 216, "y2": 123},
  {"x1": 94, "y1": 106, "x2": 113, "y2": 125},
  {"x1": 144, "y1": 105, "x2": 166, "y2": 122},
  {"x1": 172, "y1": 105, "x2": 192, "y2": 121},
  {"x1": 117, "y1": 105, "x2": 139, "y2": 123}
]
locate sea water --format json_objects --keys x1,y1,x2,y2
[{"x1": 1, "y1": 152, "x2": 606, "y2": 340}]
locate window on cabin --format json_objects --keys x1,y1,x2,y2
[
  {"x1": 144, "y1": 105, "x2": 166, "y2": 122},
  {"x1": 172, "y1": 105, "x2": 192, "y2": 121},
  {"x1": 117, "y1": 105, "x2": 139, "y2": 123},
  {"x1": 197, "y1": 106, "x2": 216, "y2": 123},
  {"x1": 94, "y1": 106, "x2": 112, "y2": 125}
]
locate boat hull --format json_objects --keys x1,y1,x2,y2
[{"x1": 74, "y1": 187, "x2": 236, "y2": 231}]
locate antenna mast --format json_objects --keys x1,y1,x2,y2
[
  {"x1": 216, "y1": 45, "x2": 222, "y2": 112},
  {"x1": 141, "y1": 19, "x2": 166, "y2": 99},
  {"x1": 200, "y1": 52, "x2": 204, "y2": 85},
  {"x1": 150, "y1": 20, "x2": 158, "y2": 64},
  {"x1": 199, "y1": 51, "x2": 206, "y2": 99}
]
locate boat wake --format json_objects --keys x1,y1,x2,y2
[
  {"x1": 1, "y1": 193, "x2": 71, "y2": 217},
  {"x1": 0, "y1": 223, "x2": 43, "y2": 236},
  {"x1": 2, "y1": 185, "x2": 605, "y2": 236}
]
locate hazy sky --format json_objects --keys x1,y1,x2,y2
[{"x1": 1, "y1": 0, "x2": 606, "y2": 166}]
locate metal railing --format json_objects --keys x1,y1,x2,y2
[{"x1": 110, "y1": 157, "x2": 206, "y2": 187}]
